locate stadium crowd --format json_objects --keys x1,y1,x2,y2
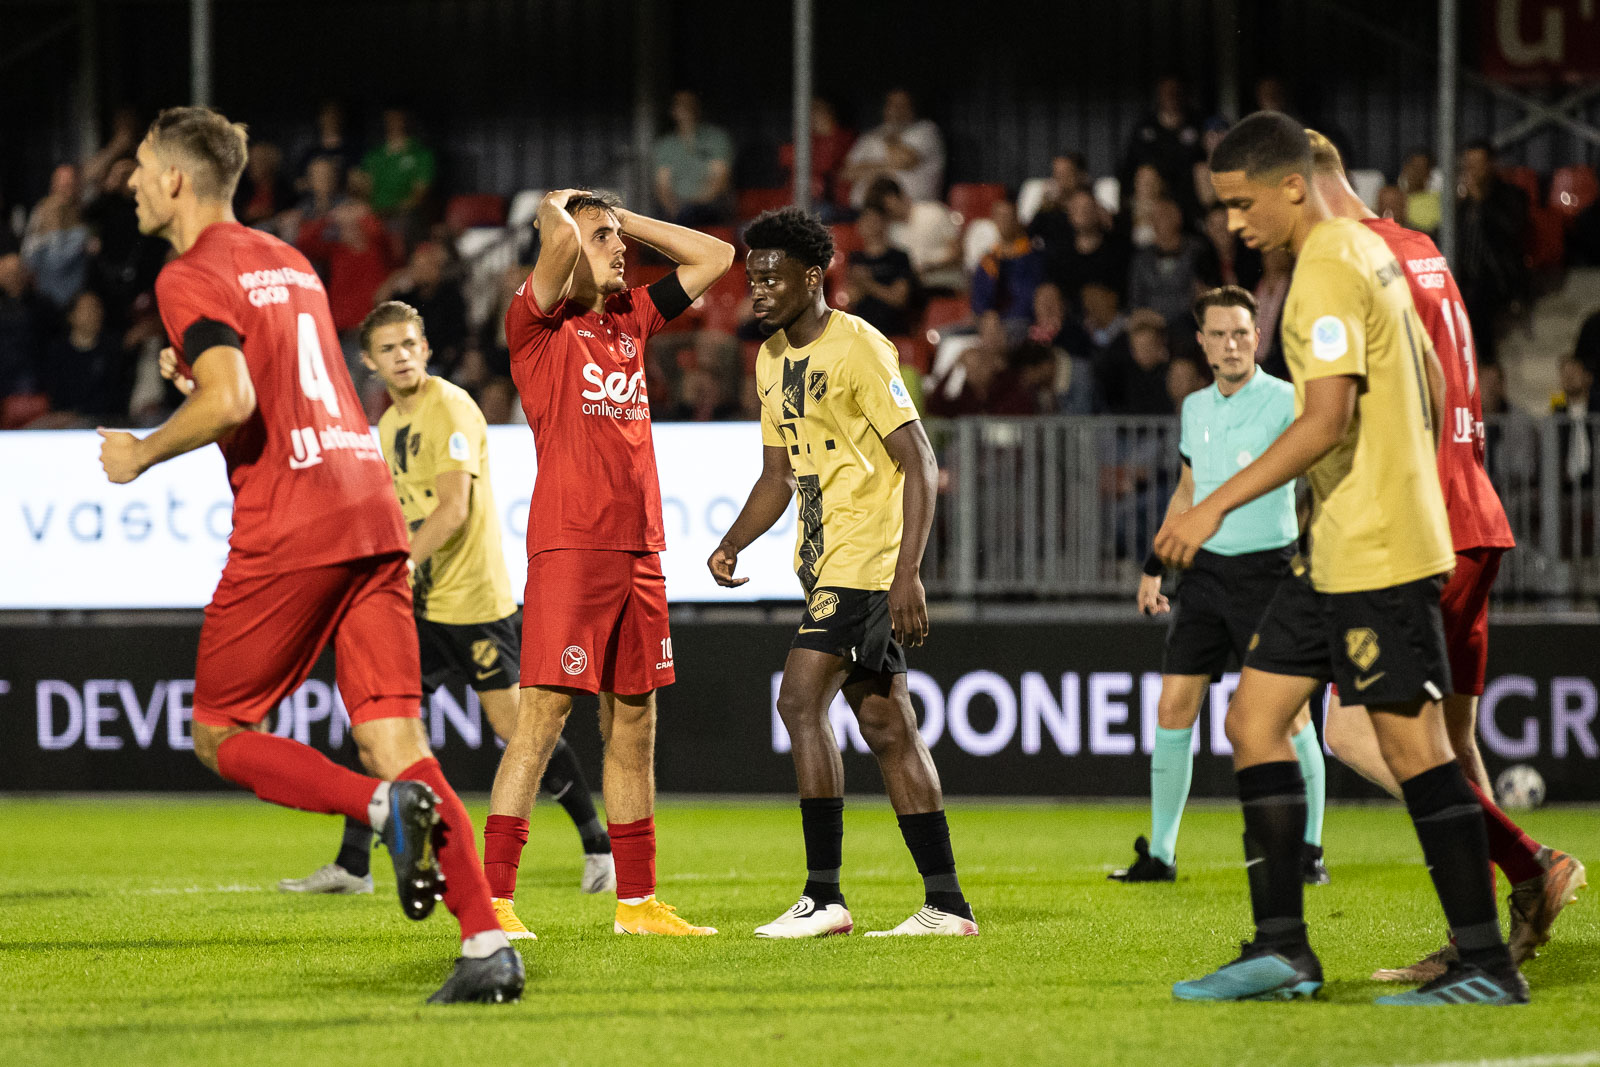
[{"x1": 3, "y1": 79, "x2": 1598, "y2": 431}]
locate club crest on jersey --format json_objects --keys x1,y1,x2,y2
[
  {"x1": 1345, "y1": 628, "x2": 1380, "y2": 671},
  {"x1": 619, "y1": 333, "x2": 637, "y2": 360},
  {"x1": 807, "y1": 369, "x2": 828, "y2": 402},
  {"x1": 561, "y1": 645, "x2": 588, "y2": 675},
  {"x1": 471, "y1": 640, "x2": 499, "y2": 669},
  {"x1": 808, "y1": 590, "x2": 839, "y2": 622}
]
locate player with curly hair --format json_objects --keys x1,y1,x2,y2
[{"x1": 711, "y1": 207, "x2": 976, "y2": 938}]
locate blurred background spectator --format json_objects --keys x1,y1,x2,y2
[
  {"x1": 866, "y1": 176, "x2": 964, "y2": 293},
  {"x1": 842, "y1": 88, "x2": 946, "y2": 207},
  {"x1": 22, "y1": 164, "x2": 92, "y2": 311},
  {"x1": 359, "y1": 107, "x2": 435, "y2": 240},
  {"x1": 1398, "y1": 149, "x2": 1440, "y2": 234},
  {"x1": 970, "y1": 198, "x2": 1047, "y2": 328},
  {"x1": 1120, "y1": 77, "x2": 1202, "y2": 223},
  {"x1": 1098, "y1": 307, "x2": 1173, "y2": 415},
  {"x1": 37, "y1": 289, "x2": 131, "y2": 422},
  {"x1": 377, "y1": 240, "x2": 469, "y2": 378},
  {"x1": 1456, "y1": 138, "x2": 1530, "y2": 367},
  {"x1": 846, "y1": 205, "x2": 918, "y2": 337},
  {"x1": 0, "y1": 253, "x2": 49, "y2": 400},
  {"x1": 234, "y1": 142, "x2": 295, "y2": 232},
  {"x1": 780, "y1": 97, "x2": 855, "y2": 220},
  {"x1": 1127, "y1": 198, "x2": 1220, "y2": 333},
  {"x1": 654, "y1": 90, "x2": 735, "y2": 226},
  {"x1": 294, "y1": 101, "x2": 359, "y2": 189}
]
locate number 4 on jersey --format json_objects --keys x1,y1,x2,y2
[{"x1": 297, "y1": 312, "x2": 342, "y2": 417}]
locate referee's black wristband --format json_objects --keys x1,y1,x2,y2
[{"x1": 1142, "y1": 552, "x2": 1164, "y2": 577}]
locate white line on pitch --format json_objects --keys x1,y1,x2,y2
[{"x1": 1384, "y1": 1053, "x2": 1600, "y2": 1067}]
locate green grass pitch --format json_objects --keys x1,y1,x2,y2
[{"x1": 1, "y1": 795, "x2": 1597, "y2": 1067}]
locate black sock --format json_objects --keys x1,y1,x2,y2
[
  {"x1": 1237, "y1": 761, "x2": 1308, "y2": 950},
  {"x1": 800, "y1": 797, "x2": 846, "y2": 905},
  {"x1": 897, "y1": 810, "x2": 971, "y2": 919},
  {"x1": 334, "y1": 816, "x2": 373, "y2": 878},
  {"x1": 542, "y1": 737, "x2": 610, "y2": 854},
  {"x1": 1401, "y1": 761, "x2": 1511, "y2": 973}
]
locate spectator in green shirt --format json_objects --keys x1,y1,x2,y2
[
  {"x1": 653, "y1": 91, "x2": 734, "y2": 226},
  {"x1": 360, "y1": 108, "x2": 436, "y2": 221}
]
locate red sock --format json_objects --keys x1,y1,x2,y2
[
  {"x1": 216, "y1": 732, "x2": 376, "y2": 820},
  {"x1": 399, "y1": 758, "x2": 499, "y2": 939},
  {"x1": 1466, "y1": 778, "x2": 1544, "y2": 884},
  {"x1": 609, "y1": 817, "x2": 656, "y2": 900},
  {"x1": 483, "y1": 814, "x2": 529, "y2": 900}
]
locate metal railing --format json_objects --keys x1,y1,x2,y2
[{"x1": 922, "y1": 414, "x2": 1600, "y2": 608}]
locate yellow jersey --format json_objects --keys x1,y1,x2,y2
[
  {"x1": 1282, "y1": 217, "x2": 1453, "y2": 593},
  {"x1": 376, "y1": 376, "x2": 516, "y2": 623},
  {"x1": 757, "y1": 310, "x2": 921, "y2": 592}
]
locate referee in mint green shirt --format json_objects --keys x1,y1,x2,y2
[{"x1": 1110, "y1": 286, "x2": 1328, "y2": 885}]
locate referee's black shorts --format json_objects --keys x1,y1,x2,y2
[
  {"x1": 417, "y1": 610, "x2": 521, "y2": 695},
  {"x1": 1164, "y1": 545, "x2": 1294, "y2": 678}
]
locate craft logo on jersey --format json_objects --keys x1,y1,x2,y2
[
  {"x1": 580, "y1": 361, "x2": 650, "y2": 422},
  {"x1": 471, "y1": 639, "x2": 499, "y2": 670},
  {"x1": 561, "y1": 645, "x2": 588, "y2": 675},
  {"x1": 1345, "y1": 628, "x2": 1380, "y2": 671},
  {"x1": 807, "y1": 369, "x2": 828, "y2": 402},
  {"x1": 808, "y1": 589, "x2": 839, "y2": 622}
]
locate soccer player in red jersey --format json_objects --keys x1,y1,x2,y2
[
  {"x1": 1306, "y1": 132, "x2": 1585, "y2": 981},
  {"x1": 94, "y1": 107, "x2": 522, "y2": 1004},
  {"x1": 498, "y1": 189, "x2": 733, "y2": 935}
]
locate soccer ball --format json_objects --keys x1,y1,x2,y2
[{"x1": 1495, "y1": 765, "x2": 1546, "y2": 811}]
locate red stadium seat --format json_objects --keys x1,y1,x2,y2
[
  {"x1": 696, "y1": 268, "x2": 748, "y2": 335},
  {"x1": 947, "y1": 182, "x2": 1007, "y2": 226},
  {"x1": 1550, "y1": 165, "x2": 1599, "y2": 221},
  {"x1": 1, "y1": 393, "x2": 49, "y2": 429},
  {"x1": 737, "y1": 187, "x2": 791, "y2": 221},
  {"x1": 1501, "y1": 166, "x2": 1541, "y2": 208},
  {"x1": 444, "y1": 193, "x2": 507, "y2": 232},
  {"x1": 1525, "y1": 204, "x2": 1566, "y2": 271},
  {"x1": 922, "y1": 294, "x2": 971, "y2": 343}
]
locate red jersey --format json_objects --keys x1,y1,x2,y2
[
  {"x1": 156, "y1": 222, "x2": 408, "y2": 577},
  {"x1": 1361, "y1": 218, "x2": 1516, "y2": 551},
  {"x1": 505, "y1": 281, "x2": 669, "y2": 555}
]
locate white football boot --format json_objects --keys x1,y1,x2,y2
[
  {"x1": 581, "y1": 852, "x2": 617, "y2": 894},
  {"x1": 754, "y1": 896, "x2": 854, "y2": 938},
  {"x1": 864, "y1": 904, "x2": 978, "y2": 937},
  {"x1": 277, "y1": 863, "x2": 373, "y2": 894}
]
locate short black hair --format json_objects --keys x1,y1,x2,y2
[
  {"x1": 1208, "y1": 111, "x2": 1312, "y2": 180},
  {"x1": 1462, "y1": 137, "x2": 1496, "y2": 159},
  {"x1": 743, "y1": 207, "x2": 834, "y2": 270}
]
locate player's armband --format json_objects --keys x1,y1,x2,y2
[
  {"x1": 648, "y1": 272, "x2": 693, "y2": 322},
  {"x1": 183, "y1": 318, "x2": 243, "y2": 362}
]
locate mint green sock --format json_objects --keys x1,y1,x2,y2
[
  {"x1": 1150, "y1": 726, "x2": 1195, "y2": 865},
  {"x1": 1291, "y1": 720, "x2": 1326, "y2": 847}
]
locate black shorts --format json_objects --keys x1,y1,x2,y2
[
  {"x1": 1164, "y1": 546, "x2": 1294, "y2": 677},
  {"x1": 1245, "y1": 571, "x2": 1452, "y2": 708},
  {"x1": 417, "y1": 611, "x2": 521, "y2": 694},
  {"x1": 791, "y1": 586, "x2": 907, "y2": 683}
]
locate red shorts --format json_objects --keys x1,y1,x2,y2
[
  {"x1": 1439, "y1": 546, "x2": 1504, "y2": 697},
  {"x1": 193, "y1": 554, "x2": 422, "y2": 728},
  {"x1": 521, "y1": 549, "x2": 674, "y2": 695}
]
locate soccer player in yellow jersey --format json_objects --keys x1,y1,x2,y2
[
  {"x1": 1156, "y1": 113, "x2": 1526, "y2": 1005},
  {"x1": 711, "y1": 208, "x2": 976, "y2": 938},
  {"x1": 279, "y1": 301, "x2": 617, "y2": 940}
]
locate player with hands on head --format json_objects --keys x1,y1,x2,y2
[{"x1": 502, "y1": 185, "x2": 734, "y2": 936}]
